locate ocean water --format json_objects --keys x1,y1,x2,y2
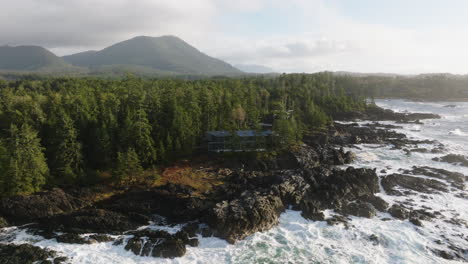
[{"x1": 3, "y1": 99, "x2": 468, "y2": 264}]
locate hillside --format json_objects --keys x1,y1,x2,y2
[
  {"x1": 0, "y1": 45, "x2": 71, "y2": 71},
  {"x1": 63, "y1": 36, "x2": 242, "y2": 76}
]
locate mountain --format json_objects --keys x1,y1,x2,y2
[
  {"x1": 235, "y1": 64, "x2": 275, "y2": 74},
  {"x1": 0, "y1": 45, "x2": 71, "y2": 71},
  {"x1": 63, "y1": 36, "x2": 242, "y2": 75}
]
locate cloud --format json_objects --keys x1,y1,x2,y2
[
  {"x1": 1, "y1": 0, "x2": 467, "y2": 74},
  {"x1": 0, "y1": 0, "x2": 217, "y2": 48}
]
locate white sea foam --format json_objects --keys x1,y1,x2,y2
[{"x1": 449, "y1": 129, "x2": 467, "y2": 136}]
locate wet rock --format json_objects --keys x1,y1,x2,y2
[
  {"x1": 125, "y1": 237, "x2": 143, "y2": 255},
  {"x1": 388, "y1": 204, "x2": 410, "y2": 219},
  {"x1": 181, "y1": 222, "x2": 199, "y2": 237},
  {"x1": 342, "y1": 201, "x2": 376, "y2": 218},
  {"x1": 381, "y1": 174, "x2": 448, "y2": 195},
  {"x1": 405, "y1": 166, "x2": 466, "y2": 191},
  {"x1": 409, "y1": 209, "x2": 436, "y2": 221},
  {"x1": 368, "y1": 234, "x2": 380, "y2": 245},
  {"x1": 56, "y1": 233, "x2": 89, "y2": 244},
  {"x1": 41, "y1": 209, "x2": 142, "y2": 234},
  {"x1": 433, "y1": 154, "x2": 468, "y2": 167},
  {"x1": 152, "y1": 239, "x2": 186, "y2": 259},
  {"x1": 409, "y1": 217, "x2": 423, "y2": 226},
  {"x1": 361, "y1": 195, "x2": 389, "y2": 212},
  {"x1": 431, "y1": 249, "x2": 458, "y2": 260},
  {"x1": 53, "y1": 256, "x2": 68, "y2": 264},
  {"x1": 0, "y1": 243, "x2": 60, "y2": 264},
  {"x1": 326, "y1": 215, "x2": 350, "y2": 227},
  {"x1": 123, "y1": 229, "x2": 196, "y2": 258},
  {"x1": 0, "y1": 188, "x2": 88, "y2": 225},
  {"x1": 88, "y1": 234, "x2": 114, "y2": 243},
  {"x1": 188, "y1": 238, "x2": 199, "y2": 247},
  {"x1": 300, "y1": 200, "x2": 325, "y2": 221},
  {"x1": 207, "y1": 192, "x2": 284, "y2": 243}
]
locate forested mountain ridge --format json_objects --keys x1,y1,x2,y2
[
  {"x1": 0, "y1": 73, "x2": 366, "y2": 195},
  {"x1": 63, "y1": 36, "x2": 242, "y2": 75},
  {"x1": 334, "y1": 73, "x2": 468, "y2": 101},
  {"x1": 0, "y1": 45, "x2": 71, "y2": 71}
]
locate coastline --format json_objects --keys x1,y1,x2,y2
[{"x1": 0, "y1": 104, "x2": 466, "y2": 263}]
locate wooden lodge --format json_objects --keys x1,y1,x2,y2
[{"x1": 205, "y1": 130, "x2": 273, "y2": 152}]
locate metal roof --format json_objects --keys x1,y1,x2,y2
[{"x1": 207, "y1": 130, "x2": 273, "y2": 137}]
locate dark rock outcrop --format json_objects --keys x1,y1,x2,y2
[
  {"x1": 40, "y1": 209, "x2": 142, "y2": 234},
  {"x1": 207, "y1": 192, "x2": 284, "y2": 243},
  {"x1": 0, "y1": 188, "x2": 89, "y2": 225},
  {"x1": 0, "y1": 243, "x2": 66, "y2": 264},
  {"x1": 123, "y1": 229, "x2": 191, "y2": 259},
  {"x1": 388, "y1": 204, "x2": 410, "y2": 219},
  {"x1": 381, "y1": 174, "x2": 448, "y2": 195},
  {"x1": 433, "y1": 154, "x2": 468, "y2": 167}
]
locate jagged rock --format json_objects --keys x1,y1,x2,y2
[
  {"x1": 123, "y1": 229, "x2": 193, "y2": 259},
  {"x1": 0, "y1": 243, "x2": 63, "y2": 264},
  {"x1": 152, "y1": 239, "x2": 186, "y2": 258},
  {"x1": 381, "y1": 174, "x2": 448, "y2": 195},
  {"x1": 433, "y1": 154, "x2": 468, "y2": 167},
  {"x1": 403, "y1": 166, "x2": 466, "y2": 190},
  {"x1": 125, "y1": 237, "x2": 144, "y2": 255},
  {"x1": 207, "y1": 192, "x2": 284, "y2": 243},
  {"x1": 188, "y1": 238, "x2": 199, "y2": 247},
  {"x1": 342, "y1": 201, "x2": 376, "y2": 218},
  {"x1": 41, "y1": 209, "x2": 142, "y2": 234},
  {"x1": 409, "y1": 218, "x2": 423, "y2": 226},
  {"x1": 0, "y1": 188, "x2": 88, "y2": 225},
  {"x1": 368, "y1": 234, "x2": 380, "y2": 245},
  {"x1": 88, "y1": 234, "x2": 114, "y2": 243},
  {"x1": 300, "y1": 200, "x2": 325, "y2": 221},
  {"x1": 388, "y1": 204, "x2": 410, "y2": 219},
  {"x1": 360, "y1": 195, "x2": 389, "y2": 212},
  {"x1": 56, "y1": 233, "x2": 89, "y2": 244}
]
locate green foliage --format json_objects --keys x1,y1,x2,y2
[
  {"x1": 0, "y1": 73, "x2": 368, "y2": 195},
  {"x1": 2, "y1": 124, "x2": 49, "y2": 195},
  {"x1": 46, "y1": 111, "x2": 84, "y2": 184},
  {"x1": 113, "y1": 148, "x2": 143, "y2": 184}
]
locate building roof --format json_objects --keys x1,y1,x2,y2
[{"x1": 206, "y1": 130, "x2": 273, "y2": 138}]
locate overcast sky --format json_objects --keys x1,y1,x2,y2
[{"x1": 1, "y1": 0, "x2": 467, "y2": 74}]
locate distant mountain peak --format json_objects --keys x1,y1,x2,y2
[
  {"x1": 63, "y1": 35, "x2": 242, "y2": 75},
  {"x1": 0, "y1": 45, "x2": 70, "y2": 71}
]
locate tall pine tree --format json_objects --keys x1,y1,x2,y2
[{"x1": 4, "y1": 124, "x2": 49, "y2": 195}]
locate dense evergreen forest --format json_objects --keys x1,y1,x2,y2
[
  {"x1": 0, "y1": 73, "x2": 367, "y2": 196},
  {"x1": 334, "y1": 74, "x2": 468, "y2": 101}
]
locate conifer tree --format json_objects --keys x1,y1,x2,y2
[
  {"x1": 4, "y1": 124, "x2": 49, "y2": 195},
  {"x1": 114, "y1": 148, "x2": 143, "y2": 184},
  {"x1": 49, "y1": 112, "x2": 84, "y2": 184}
]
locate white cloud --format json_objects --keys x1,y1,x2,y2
[{"x1": 2, "y1": 0, "x2": 467, "y2": 74}]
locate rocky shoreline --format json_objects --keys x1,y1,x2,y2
[{"x1": 0, "y1": 107, "x2": 466, "y2": 263}]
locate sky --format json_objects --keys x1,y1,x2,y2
[{"x1": 1, "y1": 0, "x2": 467, "y2": 74}]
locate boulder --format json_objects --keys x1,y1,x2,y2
[
  {"x1": 56, "y1": 233, "x2": 89, "y2": 244},
  {"x1": 381, "y1": 174, "x2": 448, "y2": 195},
  {"x1": 123, "y1": 229, "x2": 190, "y2": 259},
  {"x1": 207, "y1": 192, "x2": 284, "y2": 243},
  {"x1": 0, "y1": 188, "x2": 88, "y2": 225},
  {"x1": 388, "y1": 204, "x2": 409, "y2": 219},
  {"x1": 0, "y1": 243, "x2": 65, "y2": 264},
  {"x1": 433, "y1": 154, "x2": 468, "y2": 167},
  {"x1": 41, "y1": 209, "x2": 142, "y2": 234},
  {"x1": 342, "y1": 201, "x2": 376, "y2": 218}
]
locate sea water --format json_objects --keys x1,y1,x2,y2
[{"x1": 4, "y1": 99, "x2": 468, "y2": 264}]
